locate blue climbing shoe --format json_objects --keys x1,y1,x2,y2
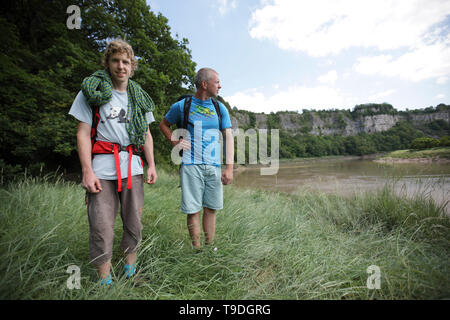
[
  {"x1": 99, "y1": 274, "x2": 113, "y2": 287},
  {"x1": 123, "y1": 264, "x2": 137, "y2": 279}
]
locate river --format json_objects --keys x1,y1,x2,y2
[{"x1": 232, "y1": 156, "x2": 450, "y2": 214}]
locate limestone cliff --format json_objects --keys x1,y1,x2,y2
[{"x1": 229, "y1": 105, "x2": 450, "y2": 137}]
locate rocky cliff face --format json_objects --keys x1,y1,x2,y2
[{"x1": 229, "y1": 110, "x2": 450, "y2": 136}]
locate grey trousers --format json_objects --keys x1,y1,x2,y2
[{"x1": 87, "y1": 175, "x2": 144, "y2": 266}]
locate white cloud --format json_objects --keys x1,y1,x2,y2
[
  {"x1": 244, "y1": 0, "x2": 450, "y2": 108},
  {"x1": 436, "y1": 76, "x2": 448, "y2": 84},
  {"x1": 436, "y1": 93, "x2": 445, "y2": 99},
  {"x1": 353, "y1": 39, "x2": 450, "y2": 82},
  {"x1": 217, "y1": 0, "x2": 237, "y2": 15},
  {"x1": 342, "y1": 72, "x2": 351, "y2": 79},
  {"x1": 226, "y1": 85, "x2": 348, "y2": 113},
  {"x1": 318, "y1": 70, "x2": 338, "y2": 85},
  {"x1": 226, "y1": 89, "x2": 266, "y2": 112},
  {"x1": 249, "y1": 0, "x2": 450, "y2": 57},
  {"x1": 368, "y1": 89, "x2": 396, "y2": 102}
]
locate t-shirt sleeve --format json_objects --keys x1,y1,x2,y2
[
  {"x1": 68, "y1": 91, "x2": 93, "y2": 125},
  {"x1": 219, "y1": 103, "x2": 232, "y2": 130},
  {"x1": 146, "y1": 111, "x2": 155, "y2": 124},
  {"x1": 164, "y1": 102, "x2": 182, "y2": 126}
]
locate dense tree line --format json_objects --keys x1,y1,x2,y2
[
  {"x1": 236, "y1": 118, "x2": 449, "y2": 161},
  {"x1": 410, "y1": 136, "x2": 450, "y2": 149},
  {"x1": 1, "y1": 0, "x2": 196, "y2": 180},
  {"x1": 277, "y1": 121, "x2": 424, "y2": 159},
  {"x1": 231, "y1": 104, "x2": 449, "y2": 161}
]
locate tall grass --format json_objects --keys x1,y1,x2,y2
[{"x1": 0, "y1": 170, "x2": 449, "y2": 299}]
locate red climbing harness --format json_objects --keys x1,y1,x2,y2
[{"x1": 90, "y1": 106, "x2": 144, "y2": 192}]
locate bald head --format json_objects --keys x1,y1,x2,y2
[{"x1": 194, "y1": 68, "x2": 218, "y2": 89}]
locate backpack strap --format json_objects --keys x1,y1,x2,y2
[
  {"x1": 182, "y1": 95, "x2": 192, "y2": 130},
  {"x1": 90, "y1": 106, "x2": 101, "y2": 147},
  {"x1": 211, "y1": 98, "x2": 227, "y2": 164},
  {"x1": 179, "y1": 95, "x2": 222, "y2": 131},
  {"x1": 211, "y1": 98, "x2": 222, "y2": 132}
]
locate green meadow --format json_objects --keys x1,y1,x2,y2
[{"x1": 0, "y1": 170, "x2": 449, "y2": 300}]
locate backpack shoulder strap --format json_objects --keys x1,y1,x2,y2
[
  {"x1": 211, "y1": 98, "x2": 222, "y2": 131},
  {"x1": 90, "y1": 106, "x2": 101, "y2": 146},
  {"x1": 179, "y1": 96, "x2": 222, "y2": 131},
  {"x1": 182, "y1": 95, "x2": 192, "y2": 129}
]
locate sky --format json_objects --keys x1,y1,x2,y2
[{"x1": 147, "y1": 0, "x2": 450, "y2": 113}]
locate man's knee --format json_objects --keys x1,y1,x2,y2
[
  {"x1": 204, "y1": 207, "x2": 216, "y2": 215},
  {"x1": 187, "y1": 211, "x2": 201, "y2": 223}
]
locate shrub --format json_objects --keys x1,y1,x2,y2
[
  {"x1": 439, "y1": 136, "x2": 450, "y2": 147},
  {"x1": 410, "y1": 137, "x2": 440, "y2": 150}
]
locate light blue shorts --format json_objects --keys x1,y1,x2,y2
[{"x1": 180, "y1": 164, "x2": 223, "y2": 214}]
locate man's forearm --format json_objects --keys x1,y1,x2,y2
[
  {"x1": 77, "y1": 122, "x2": 94, "y2": 173},
  {"x1": 77, "y1": 121, "x2": 102, "y2": 192},
  {"x1": 225, "y1": 128, "x2": 234, "y2": 167},
  {"x1": 159, "y1": 118, "x2": 179, "y2": 146},
  {"x1": 143, "y1": 128, "x2": 155, "y2": 167}
]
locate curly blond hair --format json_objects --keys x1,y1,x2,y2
[{"x1": 102, "y1": 39, "x2": 138, "y2": 77}]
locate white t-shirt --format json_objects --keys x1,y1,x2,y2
[{"x1": 69, "y1": 90, "x2": 155, "y2": 180}]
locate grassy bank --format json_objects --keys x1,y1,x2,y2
[
  {"x1": 0, "y1": 171, "x2": 449, "y2": 299},
  {"x1": 380, "y1": 147, "x2": 450, "y2": 160}
]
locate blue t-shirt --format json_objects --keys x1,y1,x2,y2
[{"x1": 165, "y1": 97, "x2": 232, "y2": 167}]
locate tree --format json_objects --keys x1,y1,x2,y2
[
  {"x1": 439, "y1": 136, "x2": 450, "y2": 147},
  {"x1": 410, "y1": 137, "x2": 440, "y2": 150},
  {"x1": 0, "y1": 0, "x2": 197, "y2": 179}
]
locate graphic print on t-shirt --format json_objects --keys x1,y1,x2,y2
[
  {"x1": 190, "y1": 104, "x2": 216, "y2": 118},
  {"x1": 106, "y1": 105, "x2": 128, "y2": 123}
]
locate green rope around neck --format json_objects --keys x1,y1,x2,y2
[{"x1": 81, "y1": 69, "x2": 155, "y2": 147}]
